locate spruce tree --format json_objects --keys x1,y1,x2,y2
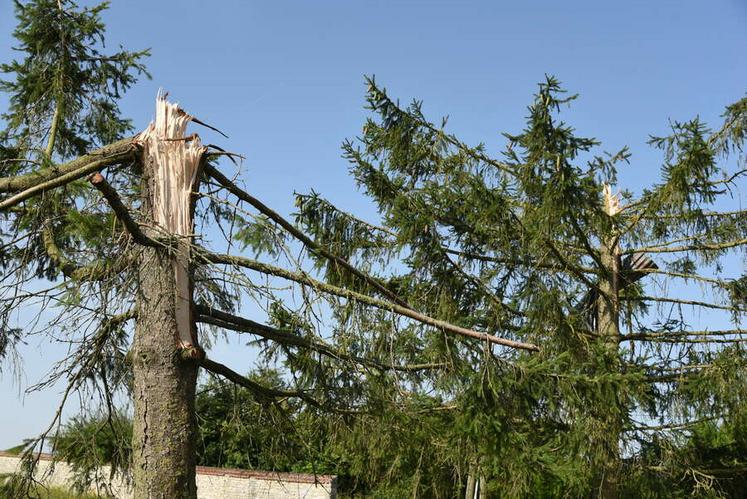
[
  {"x1": 1, "y1": 2, "x2": 746, "y2": 498},
  {"x1": 0, "y1": 2, "x2": 531, "y2": 497},
  {"x1": 292, "y1": 77, "x2": 747, "y2": 497}
]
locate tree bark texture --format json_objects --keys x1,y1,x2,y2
[{"x1": 132, "y1": 237, "x2": 198, "y2": 498}]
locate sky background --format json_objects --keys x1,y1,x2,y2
[{"x1": 0, "y1": 0, "x2": 746, "y2": 449}]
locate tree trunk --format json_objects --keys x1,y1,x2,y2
[
  {"x1": 132, "y1": 242, "x2": 198, "y2": 498},
  {"x1": 465, "y1": 473, "x2": 476, "y2": 499},
  {"x1": 131, "y1": 95, "x2": 204, "y2": 498},
  {"x1": 594, "y1": 231, "x2": 621, "y2": 499},
  {"x1": 478, "y1": 474, "x2": 487, "y2": 499}
]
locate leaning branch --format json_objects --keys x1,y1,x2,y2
[
  {"x1": 198, "y1": 251, "x2": 539, "y2": 351},
  {"x1": 0, "y1": 137, "x2": 137, "y2": 201},
  {"x1": 199, "y1": 357, "x2": 358, "y2": 414},
  {"x1": 204, "y1": 164, "x2": 411, "y2": 309},
  {"x1": 196, "y1": 304, "x2": 446, "y2": 372},
  {"x1": 88, "y1": 173, "x2": 163, "y2": 248}
]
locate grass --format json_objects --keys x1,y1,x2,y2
[{"x1": 0, "y1": 480, "x2": 99, "y2": 499}]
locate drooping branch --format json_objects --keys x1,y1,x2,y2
[
  {"x1": 625, "y1": 237, "x2": 747, "y2": 255},
  {"x1": 621, "y1": 295, "x2": 744, "y2": 312},
  {"x1": 88, "y1": 173, "x2": 162, "y2": 248},
  {"x1": 365, "y1": 76, "x2": 518, "y2": 176},
  {"x1": 196, "y1": 304, "x2": 446, "y2": 372},
  {"x1": 620, "y1": 329, "x2": 747, "y2": 342},
  {"x1": 204, "y1": 163, "x2": 411, "y2": 309},
  {"x1": 199, "y1": 357, "x2": 359, "y2": 414},
  {"x1": 198, "y1": 250, "x2": 540, "y2": 351},
  {"x1": 42, "y1": 222, "x2": 134, "y2": 281}
]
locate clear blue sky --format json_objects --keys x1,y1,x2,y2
[{"x1": 0, "y1": 0, "x2": 745, "y2": 449}]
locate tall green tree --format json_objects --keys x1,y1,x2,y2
[
  {"x1": 0, "y1": 2, "x2": 528, "y2": 497},
  {"x1": 293, "y1": 77, "x2": 747, "y2": 497},
  {"x1": 2, "y1": 2, "x2": 746, "y2": 498}
]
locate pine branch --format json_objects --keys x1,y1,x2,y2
[
  {"x1": 41, "y1": 222, "x2": 133, "y2": 282},
  {"x1": 195, "y1": 304, "x2": 446, "y2": 373},
  {"x1": 620, "y1": 329, "x2": 747, "y2": 342},
  {"x1": 198, "y1": 251, "x2": 540, "y2": 351},
  {"x1": 87, "y1": 172, "x2": 163, "y2": 249},
  {"x1": 0, "y1": 137, "x2": 136, "y2": 196},
  {"x1": 365, "y1": 77, "x2": 517, "y2": 176},
  {"x1": 204, "y1": 163, "x2": 411, "y2": 309},
  {"x1": 199, "y1": 357, "x2": 359, "y2": 414},
  {"x1": 625, "y1": 238, "x2": 747, "y2": 255},
  {"x1": 621, "y1": 295, "x2": 744, "y2": 312}
]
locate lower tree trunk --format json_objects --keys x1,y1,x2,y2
[
  {"x1": 465, "y1": 473, "x2": 476, "y2": 499},
  {"x1": 131, "y1": 242, "x2": 198, "y2": 498}
]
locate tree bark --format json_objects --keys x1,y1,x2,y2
[
  {"x1": 465, "y1": 473, "x2": 476, "y2": 499},
  {"x1": 132, "y1": 237, "x2": 198, "y2": 498},
  {"x1": 594, "y1": 233, "x2": 621, "y2": 499}
]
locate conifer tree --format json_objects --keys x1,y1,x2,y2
[
  {"x1": 292, "y1": 77, "x2": 747, "y2": 497},
  {"x1": 1, "y1": 2, "x2": 746, "y2": 498},
  {"x1": 0, "y1": 2, "x2": 532, "y2": 497}
]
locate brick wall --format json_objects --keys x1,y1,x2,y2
[{"x1": 0, "y1": 452, "x2": 336, "y2": 499}]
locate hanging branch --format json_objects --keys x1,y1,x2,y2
[
  {"x1": 41, "y1": 222, "x2": 134, "y2": 282},
  {"x1": 199, "y1": 251, "x2": 540, "y2": 351},
  {"x1": 88, "y1": 173, "x2": 163, "y2": 248},
  {"x1": 199, "y1": 357, "x2": 359, "y2": 414},
  {"x1": 625, "y1": 238, "x2": 747, "y2": 255},
  {"x1": 620, "y1": 329, "x2": 747, "y2": 342},
  {"x1": 621, "y1": 295, "x2": 745, "y2": 313},
  {"x1": 196, "y1": 304, "x2": 446, "y2": 372},
  {"x1": 204, "y1": 163, "x2": 411, "y2": 309}
]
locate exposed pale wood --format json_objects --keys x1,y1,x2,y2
[{"x1": 137, "y1": 94, "x2": 205, "y2": 349}]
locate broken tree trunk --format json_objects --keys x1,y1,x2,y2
[
  {"x1": 131, "y1": 94, "x2": 205, "y2": 498},
  {"x1": 595, "y1": 185, "x2": 622, "y2": 499}
]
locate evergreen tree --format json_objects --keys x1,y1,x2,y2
[
  {"x1": 292, "y1": 77, "x2": 747, "y2": 497},
  {"x1": 1, "y1": 2, "x2": 745, "y2": 498},
  {"x1": 0, "y1": 2, "x2": 527, "y2": 497}
]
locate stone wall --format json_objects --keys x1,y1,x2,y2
[{"x1": 0, "y1": 452, "x2": 336, "y2": 499}]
